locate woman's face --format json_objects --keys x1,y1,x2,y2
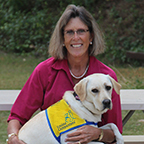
[{"x1": 63, "y1": 17, "x2": 93, "y2": 58}]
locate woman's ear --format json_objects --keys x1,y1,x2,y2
[{"x1": 90, "y1": 32, "x2": 94, "y2": 43}]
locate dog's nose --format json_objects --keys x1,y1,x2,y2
[{"x1": 102, "y1": 99, "x2": 111, "y2": 109}]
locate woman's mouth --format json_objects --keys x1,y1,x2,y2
[{"x1": 71, "y1": 44, "x2": 82, "y2": 48}]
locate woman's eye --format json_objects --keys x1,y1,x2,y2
[
  {"x1": 106, "y1": 86, "x2": 111, "y2": 91},
  {"x1": 91, "y1": 89, "x2": 99, "y2": 93},
  {"x1": 77, "y1": 29, "x2": 85, "y2": 34},
  {"x1": 67, "y1": 30, "x2": 74, "y2": 35}
]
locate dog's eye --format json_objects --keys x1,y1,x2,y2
[
  {"x1": 106, "y1": 86, "x2": 111, "y2": 91},
  {"x1": 92, "y1": 89, "x2": 99, "y2": 93}
]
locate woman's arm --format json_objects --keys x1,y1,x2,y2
[
  {"x1": 7, "y1": 119, "x2": 25, "y2": 144},
  {"x1": 7, "y1": 119, "x2": 22, "y2": 134}
]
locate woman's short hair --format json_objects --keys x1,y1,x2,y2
[{"x1": 48, "y1": 4, "x2": 105, "y2": 59}]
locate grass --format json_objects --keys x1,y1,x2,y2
[
  {"x1": 0, "y1": 52, "x2": 144, "y2": 144},
  {"x1": 122, "y1": 110, "x2": 144, "y2": 135},
  {"x1": 110, "y1": 65, "x2": 144, "y2": 89},
  {"x1": 0, "y1": 52, "x2": 45, "y2": 89},
  {"x1": 0, "y1": 52, "x2": 45, "y2": 144}
]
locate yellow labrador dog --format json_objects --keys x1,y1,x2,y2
[{"x1": 18, "y1": 73, "x2": 124, "y2": 144}]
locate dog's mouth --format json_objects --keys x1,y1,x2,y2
[
  {"x1": 92, "y1": 100, "x2": 112, "y2": 114},
  {"x1": 88, "y1": 103, "x2": 104, "y2": 115},
  {"x1": 82, "y1": 99, "x2": 112, "y2": 115},
  {"x1": 87, "y1": 107, "x2": 100, "y2": 115}
]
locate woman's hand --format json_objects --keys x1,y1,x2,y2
[
  {"x1": 65, "y1": 125, "x2": 101, "y2": 144},
  {"x1": 7, "y1": 120, "x2": 25, "y2": 144},
  {"x1": 7, "y1": 136, "x2": 26, "y2": 144}
]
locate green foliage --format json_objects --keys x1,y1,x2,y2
[
  {"x1": 0, "y1": 0, "x2": 144, "y2": 65},
  {"x1": 99, "y1": 2, "x2": 144, "y2": 65},
  {"x1": 0, "y1": 0, "x2": 56, "y2": 57},
  {"x1": 0, "y1": 0, "x2": 96, "y2": 57}
]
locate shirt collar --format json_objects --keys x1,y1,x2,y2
[
  {"x1": 51, "y1": 58, "x2": 69, "y2": 72},
  {"x1": 51, "y1": 56, "x2": 99, "y2": 77}
]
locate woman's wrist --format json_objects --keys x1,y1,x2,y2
[
  {"x1": 95, "y1": 128, "x2": 104, "y2": 141},
  {"x1": 6, "y1": 133, "x2": 18, "y2": 143},
  {"x1": 98, "y1": 129, "x2": 104, "y2": 141},
  {"x1": 97, "y1": 129, "x2": 116, "y2": 143}
]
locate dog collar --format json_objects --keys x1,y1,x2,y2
[{"x1": 73, "y1": 92, "x2": 80, "y2": 100}]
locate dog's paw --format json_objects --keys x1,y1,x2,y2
[{"x1": 116, "y1": 138, "x2": 124, "y2": 144}]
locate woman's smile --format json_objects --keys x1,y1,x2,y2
[{"x1": 71, "y1": 44, "x2": 82, "y2": 48}]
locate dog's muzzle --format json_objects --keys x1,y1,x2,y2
[{"x1": 102, "y1": 99, "x2": 111, "y2": 109}]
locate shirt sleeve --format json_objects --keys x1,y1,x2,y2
[{"x1": 7, "y1": 64, "x2": 46, "y2": 125}]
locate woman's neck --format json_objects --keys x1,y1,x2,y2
[
  {"x1": 67, "y1": 54, "x2": 89, "y2": 70},
  {"x1": 67, "y1": 54, "x2": 89, "y2": 84}
]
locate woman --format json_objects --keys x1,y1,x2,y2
[{"x1": 7, "y1": 4, "x2": 122, "y2": 144}]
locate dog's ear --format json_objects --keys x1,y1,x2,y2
[
  {"x1": 108, "y1": 75, "x2": 121, "y2": 95},
  {"x1": 74, "y1": 78, "x2": 88, "y2": 101}
]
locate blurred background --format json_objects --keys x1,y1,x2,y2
[{"x1": 0, "y1": 0, "x2": 144, "y2": 66}]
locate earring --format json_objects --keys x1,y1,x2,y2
[
  {"x1": 90, "y1": 42, "x2": 92, "y2": 45},
  {"x1": 63, "y1": 44, "x2": 65, "y2": 47}
]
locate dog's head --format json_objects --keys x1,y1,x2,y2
[{"x1": 74, "y1": 73, "x2": 121, "y2": 115}]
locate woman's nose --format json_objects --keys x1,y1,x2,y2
[{"x1": 72, "y1": 32, "x2": 80, "y2": 40}]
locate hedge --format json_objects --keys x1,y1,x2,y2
[{"x1": 0, "y1": 0, "x2": 144, "y2": 65}]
